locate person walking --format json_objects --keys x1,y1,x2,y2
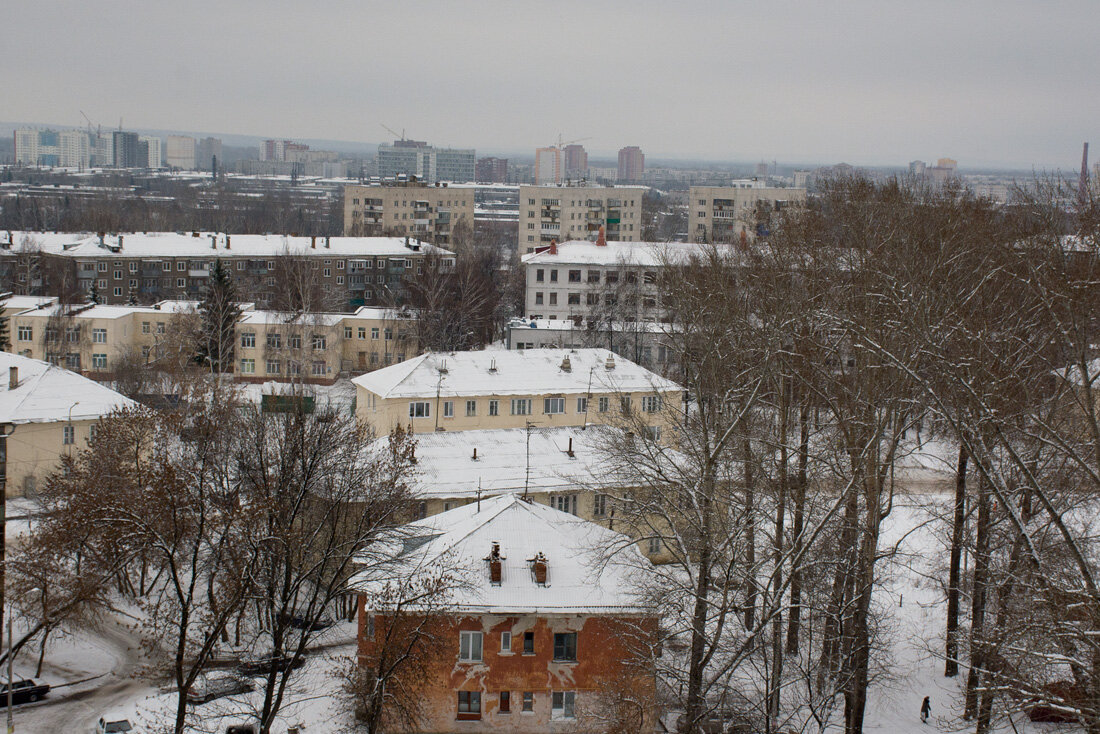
[{"x1": 920, "y1": 696, "x2": 931, "y2": 723}]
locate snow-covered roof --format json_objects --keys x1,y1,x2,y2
[
  {"x1": 508, "y1": 317, "x2": 679, "y2": 334},
  {"x1": 2, "y1": 232, "x2": 453, "y2": 259},
  {"x1": 351, "y1": 348, "x2": 682, "y2": 399},
  {"x1": 381, "y1": 426, "x2": 627, "y2": 499},
  {"x1": 351, "y1": 493, "x2": 650, "y2": 614},
  {"x1": 1, "y1": 295, "x2": 58, "y2": 312},
  {"x1": 237, "y1": 310, "x2": 345, "y2": 327},
  {"x1": 521, "y1": 239, "x2": 711, "y2": 267},
  {"x1": 0, "y1": 352, "x2": 137, "y2": 424}
]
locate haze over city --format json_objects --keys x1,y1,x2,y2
[{"x1": 7, "y1": 0, "x2": 1099, "y2": 169}]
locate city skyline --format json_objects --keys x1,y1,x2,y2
[{"x1": 7, "y1": 1, "x2": 1100, "y2": 170}]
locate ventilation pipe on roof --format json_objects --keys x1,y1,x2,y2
[
  {"x1": 472, "y1": 447, "x2": 478, "y2": 461},
  {"x1": 605, "y1": 354, "x2": 616, "y2": 370},
  {"x1": 325, "y1": 236, "x2": 331, "y2": 249},
  {"x1": 311, "y1": 236, "x2": 316, "y2": 249},
  {"x1": 225, "y1": 235, "x2": 231, "y2": 250},
  {"x1": 117, "y1": 235, "x2": 123, "y2": 248},
  {"x1": 210, "y1": 234, "x2": 216, "y2": 250},
  {"x1": 596, "y1": 225, "x2": 607, "y2": 247},
  {"x1": 560, "y1": 355, "x2": 571, "y2": 372},
  {"x1": 192, "y1": 231, "x2": 199, "y2": 237},
  {"x1": 548, "y1": 239, "x2": 557, "y2": 256},
  {"x1": 487, "y1": 543, "x2": 503, "y2": 585},
  {"x1": 98, "y1": 232, "x2": 105, "y2": 245},
  {"x1": 566, "y1": 437, "x2": 575, "y2": 458},
  {"x1": 8, "y1": 366, "x2": 17, "y2": 390},
  {"x1": 489, "y1": 358, "x2": 497, "y2": 373}
]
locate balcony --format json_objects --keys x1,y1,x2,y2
[{"x1": 188, "y1": 269, "x2": 210, "y2": 278}]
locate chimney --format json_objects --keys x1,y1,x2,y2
[
  {"x1": 98, "y1": 232, "x2": 105, "y2": 245},
  {"x1": 488, "y1": 543, "x2": 503, "y2": 585},
  {"x1": 192, "y1": 231, "x2": 199, "y2": 237},
  {"x1": 489, "y1": 358, "x2": 497, "y2": 373},
  {"x1": 8, "y1": 366, "x2": 17, "y2": 390},
  {"x1": 210, "y1": 234, "x2": 216, "y2": 250},
  {"x1": 605, "y1": 354, "x2": 616, "y2": 370},
  {"x1": 311, "y1": 236, "x2": 316, "y2": 249},
  {"x1": 548, "y1": 239, "x2": 557, "y2": 256},
  {"x1": 566, "y1": 437, "x2": 575, "y2": 458},
  {"x1": 325, "y1": 236, "x2": 331, "y2": 248},
  {"x1": 225, "y1": 235, "x2": 231, "y2": 250},
  {"x1": 117, "y1": 235, "x2": 123, "y2": 248},
  {"x1": 560, "y1": 355, "x2": 571, "y2": 372},
  {"x1": 596, "y1": 225, "x2": 606, "y2": 247},
  {"x1": 531, "y1": 552, "x2": 548, "y2": 585},
  {"x1": 472, "y1": 447, "x2": 478, "y2": 461}
]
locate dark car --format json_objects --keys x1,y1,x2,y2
[
  {"x1": 277, "y1": 611, "x2": 335, "y2": 631},
  {"x1": 0, "y1": 678, "x2": 50, "y2": 705},
  {"x1": 237, "y1": 655, "x2": 306, "y2": 676}
]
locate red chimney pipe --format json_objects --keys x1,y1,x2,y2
[
  {"x1": 596, "y1": 226, "x2": 606, "y2": 247},
  {"x1": 549, "y1": 239, "x2": 557, "y2": 255}
]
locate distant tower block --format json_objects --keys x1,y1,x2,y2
[{"x1": 1079, "y1": 142, "x2": 1090, "y2": 208}]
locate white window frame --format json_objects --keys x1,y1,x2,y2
[
  {"x1": 543, "y1": 397, "x2": 565, "y2": 415},
  {"x1": 443, "y1": 400, "x2": 454, "y2": 418},
  {"x1": 458, "y1": 631, "x2": 483, "y2": 662},
  {"x1": 511, "y1": 398, "x2": 532, "y2": 416},
  {"x1": 551, "y1": 691, "x2": 576, "y2": 719},
  {"x1": 409, "y1": 401, "x2": 430, "y2": 418}
]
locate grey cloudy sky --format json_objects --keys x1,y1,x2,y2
[{"x1": 7, "y1": 1, "x2": 1099, "y2": 169}]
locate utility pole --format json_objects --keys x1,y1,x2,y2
[{"x1": 0, "y1": 421, "x2": 14, "y2": 663}]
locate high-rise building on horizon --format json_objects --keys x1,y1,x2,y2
[
  {"x1": 476, "y1": 156, "x2": 509, "y2": 182},
  {"x1": 165, "y1": 135, "x2": 196, "y2": 169},
  {"x1": 617, "y1": 146, "x2": 644, "y2": 183},
  {"x1": 139, "y1": 136, "x2": 162, "y2": 168},
  {"x1": 112, "y1": 131, "x2": 141, "y2": 168},
  {"x1": 535, "y1": 147, "x2": 562, "y2": 185},
  {"x1": 563, "y1": 144, "x2": 588, "y2": 180},
  {"x1": 14, "y1": 128, "x2": 94, "y2": 168},
  {"x1": 196, "y1": 137, "x2": 223, "y2": 172},
  {"x1": 377, "y1": 140, "x2": 475, "y2": 183}
]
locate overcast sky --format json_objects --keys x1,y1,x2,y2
[{"x1": 7, "y1": 1, "x2": 1098, "y2": 169}]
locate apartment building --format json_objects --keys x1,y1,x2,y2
[
  {"x1": 505, "y1": 317, "x2": 679, "y2": 374},
  {"x1": 352, "y1": 494, "x2": 657, "y2": 733},
  {"x1": 0, "y1": 351, "x2": 136, "y2": 497},
  {"x1": 617, "y1": 146, "x2": 644, "y2": 183},
  {"x1": 343, "y1": 181, "x2": 475, "y2": 244},
  {"x1": 0, "y1": 231, "x2": 454, "y2": 310},
  {"x1": 518, "y1": 184, "x2": 646, "y2": 253},
  {"x1": 520, "y1": 238, "x2": 709, "y2": 322},
  {"x1": 5, "y1": 300, "x2": 417, "y2": 384},
  {"x1": 688, "y1": 181, "x2": 807, "y2": 243},
  {"x1": 352, "y1": 347, "x2": 683, "y2": 438},
  {"x1": 165, "y1": 135, "x2": 196, "y2": 169},
  {"x1": 13, "y1": 128, "x2": 95, "y2": 168}
]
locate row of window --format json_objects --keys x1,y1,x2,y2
[
  {"x1": 458, "y1": 630, "x2": 576, "y2": 662},
  {"x1": 534, "y1": 268, "x2": 656, "y2": 285},
  {"x1": 240, "y1": 359, "x2": 328, "y2": 376},
  {"x1": 456, "y1": 690, "x2": 575, "y2": 719},
  {"x1": 532, "y1": 291, "x2": 658, "y2": 308},
  {"x1": 408, "y1": 395, "x2": 661, "y2": 419}
]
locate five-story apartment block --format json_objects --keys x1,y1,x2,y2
[
  {"x1": 343, "y1": 181, "x2": 475, "y2": 245},
  {"x1": 518, "y1": 184, "x2": 645, "y2": 253}
]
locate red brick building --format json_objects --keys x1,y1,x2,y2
[{"x1": 353, "y1": 494, "x2": 657, "y2": 732}]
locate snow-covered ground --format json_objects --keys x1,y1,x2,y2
[{"x1": 7, "y1": 493, "x2": 1080, "y2": 732}]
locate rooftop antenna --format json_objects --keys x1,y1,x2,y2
[{"x1": 1079, "y1": 142, "x2": 1090, "y2": 210}]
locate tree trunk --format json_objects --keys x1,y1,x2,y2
[
  {"x1": 965, "y1": 475, "x2": 991, "y2": 719},
  {"x1": 945, "y1": 445, "x2": 968, "y2": 677},
  {"x1": 786, "y1": 402, "x2": 809, "y2": 654},
  {"x1": 743, "y1": 437, "x2": 757, "y2": 631}
]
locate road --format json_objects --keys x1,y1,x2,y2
[{"x1": 12, "y1": 616, "x2": 154, "y2": 732}]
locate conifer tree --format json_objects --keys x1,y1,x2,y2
[{"x1": 195, "y1": 259, "x2": 241, "y2": 373}]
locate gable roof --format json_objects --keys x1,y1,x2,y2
[
  {"x1": 350, "y1": 493, "x2": 650, "y2": 614},
  {"x1": 351, "y1": 348, "x2": 681, "y2": 399},
  {"x1": 0, "y1": 352, "x2": 137, "y2": 424}
]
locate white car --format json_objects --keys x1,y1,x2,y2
[{"x1": 95, "y1": 719, "x2": 133, "y2": 734}]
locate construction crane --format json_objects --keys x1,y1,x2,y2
[
  {"x1": 550, "y1": 134, "x2": 591, "y2": 149},
  {"x1": 80, "y1": 110, "x2": 100, "y2": 136},
  {"x1": 381, "y1": 123, "x2": 408, "y2": 142}
]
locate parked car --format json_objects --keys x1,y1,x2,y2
[
  {"x1": 0, "y1": 678, "x2": 50, "y2": 705},
  {"x1": 95, "y1": 719, "x2": 133, "y2": 734},
  {"x1": 237, "y1": 655, "x2": 306, "y2": 677},
  {"x1": 277, "y1": 611, "x2": 335, "y2": 631},
  {"x1": 186, "y1": 672, "x2": 255, "y2": 704}
]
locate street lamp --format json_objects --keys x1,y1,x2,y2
[{"x1": 0, "y1": 420, "x2": 15, "y2": 663}]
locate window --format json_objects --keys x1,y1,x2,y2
[
  {"x1": 523, "y1": 631, "x2": 534, "y2": 654},
  {"x1": 459, "y1": 631, "x2": 483, "y2": 662},
  {"x1": 549, "y1": 270, "x2": 558, "y2": 282},
  {"x1": 241, "y1": 332, "x2": 256, "y2": 348},
  {"x1": 177, "y1": 262, "x2": 186, "y2": 271},
  {"x1": 606, "y1": 271, "x2": 619, "y2": 284},
  {"x1": 114, "y1": 287, "x2": 122, "y2": 297},
  {"x1": 92, "y1": 353, "x2": 107, "y2": 370},
  {"x1": 568, "y1": 269, "x2": 581, "y2": 283},
  {"x1": 443, "y1": 401, "x2": 454, "y2": 418},
  {"x1": 384, "y1": 328, "x2": 393, "y2": 340},
  {"x1": 535, "y1": 292, "x2": 544, "y2": 305},
  {"x1": 522, "y1": 692, "x2": 534, "y2": 712},
  {"x1": 500, "y1": 631, "x2": 511, "y2": 653},
  {"x1": 552, "y1": 691, "x2": 576, "y2": 719},
  {"x1": 240, "y1": 358, "x2": 255, "y2": 374},
  {"x1": 409, "y1": 402, "x2": 430, "y2": 418},
  {"x1": 98, "y1": 262, "x2": 108, "y2": 272},
  {"x1": 457, "y1": 691, "x2": 482, "y2": 719},
  {"x1": 65, "y1": 327, "x2": 80, "y2": 343},
  {"x1": 535, "y1": 269, "x2": 544, "y2": 282},
  {"x1": 553, "y1": 632, "x2": 577, "y2": 661},
  {"x1": 344, "y1": 326, "x2": 353, "y2": 339},
  {"x1": 598, "y1": 397, "x2": 610, "y2": 413},
  {"x1": 311, "y1": 334, "x2": 326, "y2": 350},
  {"x1": 267, "y1": 333, "x2": 281, "y2": 349},
  {"x1": 644, "y1": 425, "x2": 662, "y2": 441},
  {"x1": 620, "y1": 396, "x2": 632, "y2": 414},
  {"x1": 114, "y1": 270, "x2": 122, "y2": 280},
  {"x1": 63, "y1": 425, "x2": 75, "y2": 445},
  {"x1": 549, "y1": 293, "x2": 557, "y2": 305},
  {"x1": 466, "y1": 400, "x2": 477, "y2": 417},
  {"x1": 488, "y1": 400, "x2": 499, "y2": 416},
  {"x1": 371, "y1": 327, "x2": 379, "y2": 339},
  {"x1": 311, "y1": 360, "x2": 326, "y2": 376},
  {"x1": 176, "y1": 278, "x2": 185, "y2": 288},
  {"x1": 567, "y1": 293, "x2": 581, "y2": 305},
  {"x1": 161, "y1": 261, "x2": 171, "y2": 271},
  {"x1": 543, "y1": 397, "x2": 564, "y2": 414},
  {"x1": 236, "y1": 261, "x2": 245, "y2": 271},
  {"x1": 499, "y1": 691, "x2": 511, "y2": 713},
  {"x1": 642, "y1": 395, "x2": 662, "y2": 413},
  {"x1": 510, "y1": 398, "x2": 532, "y2": 416},
  {"x1": 593, "y1": 493, "x2": 609, "y2": 517},
  {"x1": 156, "y1": 322, "x2": 165, "y2": 334},
  {"x1": 648, "y1": 536, "x2": 662, "y2": 554},
  {"x1": 358, "y1": 327, "x2": 366, "y2": 339},
  {"x1": 587, "y1": 270, "x2": 600, "y2": 283},
  {"x1": 576, "y1": 397, "x2": 588, "y2": 414},
  {"x1": 289, "y1": 333, "x2": 302, "y2": 349},
  {"x1": 17, "y1": 326, "x2": 31, "y2": 342},
  {"x1": 65, "y1": 353, "x2": 79, "y2": 370},
  {"x1": 92, "y1": 328, "x2": 107, "y2": 343},
  {"x1": 552, "y1": 494, "x2": 578, "y2": 515},
  {"x1": 266, "y1": 360, "x2": 281, "y2": 374}
]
